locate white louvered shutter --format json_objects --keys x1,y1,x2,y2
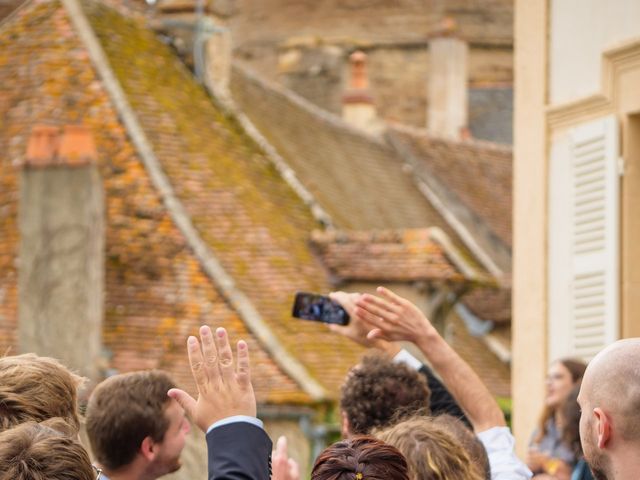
[{"x1": 568, "y1": 115, "x2": 619, "y2": 359}]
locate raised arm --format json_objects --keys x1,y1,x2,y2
[
  {"x1": 354, "y1": 287, "x2": 505, "y2": 432},
  {"x1": 329, "y1": 291, "x2": 470, "y2": 427},
  {"x1": 168, "y1": 326, "x2": 272, "y2": 480}
]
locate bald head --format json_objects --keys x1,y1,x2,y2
[{"x1": 580, "y1": 338, "x2": 640, "y2": 442}]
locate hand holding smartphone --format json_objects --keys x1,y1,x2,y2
[{"x1": 291, "y1": 292, "x2": 350, "y2": 326}]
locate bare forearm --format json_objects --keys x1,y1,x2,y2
[{"x1": 414, "y1": 332, "x2": 505, "y2": 431}]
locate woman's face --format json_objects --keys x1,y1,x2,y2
[{"x1": 545, "y1": 362, "x2": 575, "y2": 408}]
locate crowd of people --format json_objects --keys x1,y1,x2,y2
[{"x1": 0, "y1": 286, "x2": 639, "y2": 480}]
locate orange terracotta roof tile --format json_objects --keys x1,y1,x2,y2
[
  {"x1": 0, "y1": 0, "x2": 368, "y2": 404},
  {"x1": 447, "y1": 312, "x2": 511, "y2": 397},
  {"x1": 463, "y1": 287, "x2": 511, "y2": 325},
  {"x1": 311, "y1": 229, "x2": 465, "y2": 283},
  {"x1": 387, "y1": 125, "x2": 513, "y2": 250}
]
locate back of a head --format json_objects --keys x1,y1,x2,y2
[
  {"x1": 0, "y1": 354, "x2": 83, "y2": 433},
  {"x1": 377, "y1": 416, "x2": 484, "y2": 480},
  {"x1": 340, "y1": 355, "x2": 431, "y2": 435},
  {"x1": 312, "y1": 436, "x2": 410, "y2": 480},
  {"x1": 431, "y1": 415, "x2": 490, "y2": 480},
  {"x1": 582, "y1": 338, "x2": 640, "y2": 443},
  {"x1": 0, "y1": 419, "x2": 94, "y2": 480},
  {"x1": 85, "y1": 370, "x2": 176, "y2": 470}
]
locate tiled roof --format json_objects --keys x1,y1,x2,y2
[
  {"x1": 463, "y1": 287, "x2": 511, "y2": 325},
  {"x1": 0, "y1": 0, "x2": 367, "y2": 403},
  {"x1": 310, "y1": 229, "x2": 466, "y2": 283},
  {"x1": 448, "y1": 312, "x2": 511, "y2": 398},
  {"x1": 0, "y1": 0, "x2": 23, "y2": 21},
  {"x1": 229, "y1": 59, "x2": 511, "y2": 386},
  {"x1": 230, "y1": 62, "x2": 459, "y2": 235},
  {"x1": 387, "y1": 125, "x2": 513, "y2": 251}
]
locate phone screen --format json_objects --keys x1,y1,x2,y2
[{"x1": 291, "y1": 292, "x2": 350, "y2": 326}]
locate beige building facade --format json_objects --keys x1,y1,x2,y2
[{"x1": 513, "y1": 0, "x2": 640, "y2": 454}]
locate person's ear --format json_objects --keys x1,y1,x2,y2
[
  {"x1": 140, "y1": 436, "x2": 158, "y2": 462},
  {"x1": 593, "y1": 408, "x2": 611, "y2": 449},
  {"x1": 341, "y1": 411, "x2": 351, "y2": 439}
]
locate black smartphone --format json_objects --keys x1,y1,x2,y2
[{"x1": 291, "y1": 292, "x2": 350, "y2": 325}]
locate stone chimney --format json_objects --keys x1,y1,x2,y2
[
  {"x1": 200, "y1": 16, "x2": 232, "y2": 98},
  {"x1": 18, "y1": 124, "x2": 104, "y2": 382},
  {"x1": 427, "y1": 18, "x2": 469, "y2": 139},
  {"x1": 342, "y1": 51, "x2": 381, "y2": 135}
]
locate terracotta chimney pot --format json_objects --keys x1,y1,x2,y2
[
  {"x1": 25, "y1": 125, "x2": 59, "y2": 167},
  {"x1": 58, "y1": 125, "x2": 97, "y2": 166}
]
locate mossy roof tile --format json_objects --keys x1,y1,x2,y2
[{"x1": 0, "y1": 0, "x2": 362, "y2": 403}]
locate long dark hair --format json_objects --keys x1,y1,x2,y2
[
  {"x1": 312, "y1": 436, "x2": 410, "y2": 480},
  {"x1": 534, "y1": 358, "x2": 587, "y2": 443}
]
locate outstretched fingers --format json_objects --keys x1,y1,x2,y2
[
  {"x1": 376, "y1": 286, "x2": 407, "y2": 306},
  {"x1": 167, "y1": 388, "x2": 197, "y2": 419},
  {"x1": 236, "y1": 340, "x2": 251, "y2": 387},
  {"x1": 199, "y1": 325, "x2": 219, "y2": 382},
  {"x1": 356, "y1": 294, "x2": 400, "y2": 324},
  {"x1": 215, "y1": 328, "x2": 235, "y2": 383},
  {"x1": 187, "y1": 335, "x2": 209, "y2": 392}
]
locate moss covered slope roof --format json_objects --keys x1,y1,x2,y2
[
  {"x1": 230, "y1": 62, "x2": 456, "y2": 232},
  {"x1": 82, "y1": 0, "x2": 368, "y2": 397},
  {"x1": 0, "y1": 0, "x2": 365, "y2": 402}
]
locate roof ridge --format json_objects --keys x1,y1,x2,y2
[
  {"x1": 232, "y1": 60, "x2": 387, "y2": 146},
  {"x1": 204, "y1": 68, "x2": 334, "y2": 229},
  {"x1": 62, "y1": 0, "x2": 327, "y2": 401},
  {"x1": 387, "y1": 121, "x2": 513, "y2": 154},
  {"x1": 0, "y1": 0, "x2": 35, "y2": 30},
  {"x1": 385, "y1": 130, "x2": 507, "y2": 279}
]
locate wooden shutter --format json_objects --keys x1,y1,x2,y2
[{"x1": 568, "y1": 115, "x2": 619, "y2": 359}]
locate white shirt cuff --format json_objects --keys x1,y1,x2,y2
[
  {"x1": 206, "y1": 415, "x2": 264, "y2": 434},
  {"x1": 393, "y1": 349, "x2": 422, "y2": 371}
]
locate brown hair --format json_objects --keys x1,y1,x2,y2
[
  {"x1": 535, "y1": 358, "x2": 587, "y2": 443},
  {"x1": 377, "y1": 416, "x2": 484, "y2": 480},
  {"x1": 312, "y1": 436, "x2": 410, "y2": 480},
  {"x1": 561, "y1": 383, "x2": 583, "y2": 458},
  {"x1": 85, "y1": 370, "x2": 176, "y2": 470},
  {"x1": 431, "y1": 415, "x2": 490, "y2": 480},
  {"x1": 0, "y1": 419, "x2": 94, "y2": 480},
  {"x1": 340, "y1": 355, "x2": 431, "y2": 435},
  {"x1": 0, "y1": 354, "x2": 84, "y2": 433}
]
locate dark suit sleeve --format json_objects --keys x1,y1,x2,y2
[
  {"x1": 206, "y1": 422, "x2": 273, "y2": 480},
  {"x1": 419, "y1": 364, "x2": 473, "y2": 429}
]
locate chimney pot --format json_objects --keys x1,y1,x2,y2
[
  {"x1": 23, "y1": 125, "x2": 96, "y2": 168},
  {"x1": 25, "y1": 125, "x2": 59, "y2": 167},
  {"x1": 348, "y1": 50, "x2": 369, "y2": 90},
  {"x1": 58, "y1": 125, "x2": 98, "y2": 166}
]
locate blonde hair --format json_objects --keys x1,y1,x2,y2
[
  {"x1": 0, "y1": 354, "x2": 85, "y2": 433},
  {"x1": 376, "y1": 416, "x2": 484, "y2": 480}
]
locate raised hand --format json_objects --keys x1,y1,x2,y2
[
  {"x1": 168, "y1": 326, "x2": 256, "y2": 432},
  {"x1": 354, "y1": 286, "x2": 438, "y2": 345},
  {"x1": 329, "y1": 291, "x2": 402, "y2": 355},
  {"x1": 271, "y1": 436, "x2": 301, "y2": 480}
]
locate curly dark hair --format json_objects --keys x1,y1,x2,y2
[
  {"x1": 340, "y1": 354, "x2": 431, "y2": 435},
  {"x1": 312, "y1": 436, "x2": 410, "y2": 480}
]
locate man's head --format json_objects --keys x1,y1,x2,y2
[
  {"x1": 86, "y1": 370, "x2": 190, "y2": 477},
  {"x1": 340, "y1": 354, "x2": 430, "y2": 436},
  {"x1": 0, "y1": 353, "x2": 84, "y2": 434},
  {"x1": 578, "y1": 338, "x2": 640, "y2": 480},
  {"x1": 0, "y1": 418, "x2": 94, "y2": 480}
]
